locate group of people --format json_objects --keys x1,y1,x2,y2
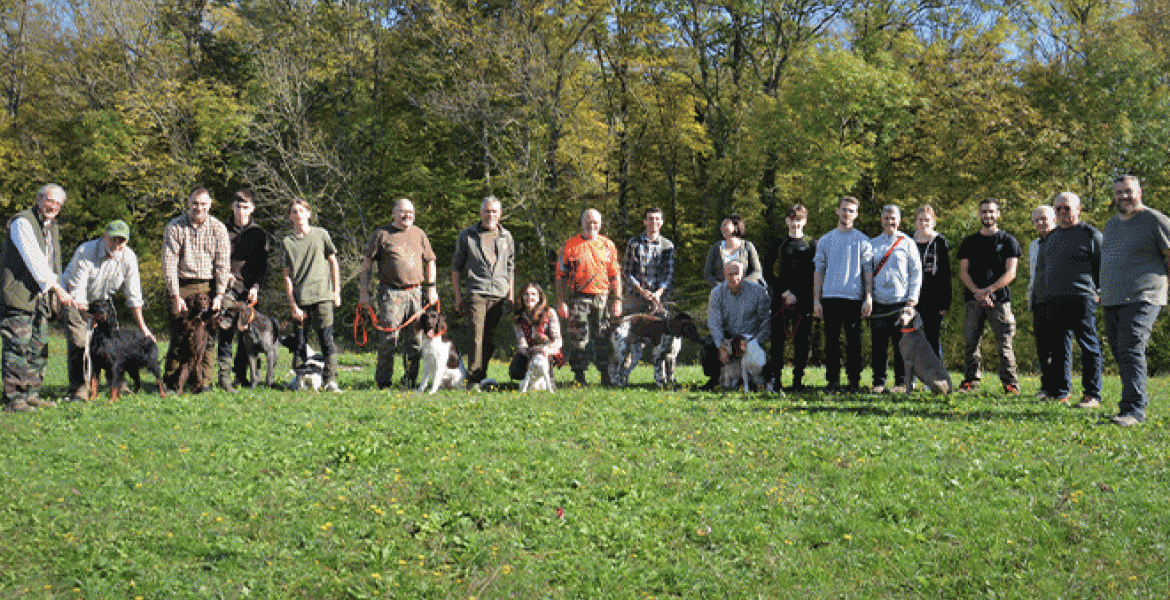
[{"x1": 2, "y1": 178, "x2": 1167, "y2": 426}]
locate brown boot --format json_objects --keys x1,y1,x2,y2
[
  {"x1": 26, "y1": 396, "x2": 57, "y2": 409},
  {"x1": 5, "y1": 399, "x2": 34, "y2": 412}
]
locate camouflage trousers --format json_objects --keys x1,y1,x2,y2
[
  {"x1": 565, "y1": 292, "x2": 612, "y2": 377},
  {"x1": 2, "y1": 299, "x2": 51, "y2": 404},
  {"x1": 375, "y1": 286, "x2": 424, "y2": 388}
]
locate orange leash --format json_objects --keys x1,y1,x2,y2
[{"x1": 353, "y1": 298, "x2": 440, "y2": 347}]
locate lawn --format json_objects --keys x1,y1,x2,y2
[{"x1": 1, "y1": 337, "x2": 1168, "y2": 599}]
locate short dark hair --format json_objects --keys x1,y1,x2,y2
[
  {"x1": 979, "y1": 198, "x2": 999, "y2": 211},
  {"x1": 839, "y1": 196, "x2": 860, "y2": 208},
  {"x1": 723, "y1": 214, "x2": 746, "y2": 237},
  {"x1": 786, "y1": 204, "x2": 808, "y2": 219},
  {"x1": 234, "y1": 189, "x2": 254, "y2": 204},
  {"x1": 645, "y1": 207, "x2": 664, "y2": 219}
]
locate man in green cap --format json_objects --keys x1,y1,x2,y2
[{"x1": 62, "y1": 219, "x2": 154, "y2": 401}]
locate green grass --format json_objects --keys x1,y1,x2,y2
[{"x1": 2, "y1": 337, "x2": 1168, "y2": 599}]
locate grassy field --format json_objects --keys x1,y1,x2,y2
[{"x1": 2, "y1": 338, "x2": 1168, "y2": 599}]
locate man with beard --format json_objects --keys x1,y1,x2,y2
[
  {"x1": 957, "y1": 198, "x2": 1022, "y2": 395},
  {"x1": 1100, "y1": 176, "x2": 1170, "y2": 426}
]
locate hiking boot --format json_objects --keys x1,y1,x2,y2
[
  {"x1": 69, "y1": 386, "x2": 91, "y2": 402},
  {"x1": 1076, "y1": 395, "x2": 1101, "y2": 408},
  {"x1": 699, "y1": 378, "x2": 719, "y2": 391},
  {"x1": 958, "y1": 380, "x2": 978, "y2": 392},
  {"x1": 824, "y1": 382, "x2": 842, "y2": 394},
  {"x1": 844, "y1": 383, "x2": 863, "y2": 395},
  {"x1": 1003, "y1": 383, "x2": 1021, "y2": 395},
  {"x1": 26, "y1": 396, "x2": 57, "y2": 408},
  {"x1": 573, "y1": 370, "x2": 587, "y2": 386},
  {"x1": 4, "y1": 400, "x2": 34, "y2": 412}
]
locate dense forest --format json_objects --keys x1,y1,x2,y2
[{"x1": 3, "y1": 0, "x2": 1169, "y2": 368}]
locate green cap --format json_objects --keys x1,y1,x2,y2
[{"x1": 105, "y1": 220, "x2": 130, "y2": 240}]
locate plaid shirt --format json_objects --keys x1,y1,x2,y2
[
  {"x1": 623, "y1": 233, "x2": 675, "y2": 295},
  {"x1": 162, "y1": 213, "x2": 231, "y2": 297}
]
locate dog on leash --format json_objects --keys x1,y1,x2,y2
[
  {"x1": 416, "y1": 310, "x2": 467, "y2": 394},
  {"x1": 88, "y1": 298, "x2": 165, "y2": 401},
  {"x1": 219, "y1": 303, "x2": 281, "y2": 388},
  {"x1": 163, "y1": 293, "x2": 217, "y2": 393},
  {"x1": 519, "y1": 352, "x2": 556, "y2": 392},
  {"x1": 718, "y1": 335, "x2": 767, "y2": 392},
  {"x1": 609, "y1": 311, "x2": 702, "y2": 387},
  {"x1": 897, "y1": 306, "x2": 953, "y2": 394}
]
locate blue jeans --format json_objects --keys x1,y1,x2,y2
[
  {"x1": 1046, "y1": 296, "x2": 1102, "y2": 398},
  {"x1": 1104, "y1": 303, "x2": 1161, "y2": 422}
]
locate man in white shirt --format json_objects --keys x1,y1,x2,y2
[{"x1": 62, "y1": 220, "x2": 154, "y2": 401}]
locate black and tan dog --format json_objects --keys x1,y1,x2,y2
[
  {"x1": 88, "y1": 298, "x2": 165, "y2": 402},
  {"x1": 897, "y1": 306, "x2": 953, "y2": 394}
]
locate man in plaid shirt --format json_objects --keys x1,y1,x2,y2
[
  {"x1": 161, "y1": 187, "x2": 231, "y2": 392},
  {"x1": 623, "y1": 207, "x2": 675, "y2": 315}
]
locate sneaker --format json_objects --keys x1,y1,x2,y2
[
  {"x1": 958, "y1": 380, "x2": 978, "y2": 392},
  {"x1": 870, "y1": 384, "x2": 887, "y2": 394},
  {"x1": 1111, "y1": 414, "x2": 1142, "y2": 427},
  {"x1": 1052, "y1": 394, "x2": 1070, "y2": 403},
  {"x1": 323, "y1": 381, "x2": 342, "y2": 393},
  {"x1": 1003, "y1": 384, "x2": 1021, "y2": 395},
  {"x1": 1076, "y1": 395, "x2": 1101, "y2": 409},
  {"x1": 889, "y1": 385, "x2": 907, "y2": 394}
]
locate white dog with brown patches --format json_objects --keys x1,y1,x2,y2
[
  {"x1": 719, "y1": 335, "x2": 768, "y2": 393},
  {"x1": 416, "y1": 310, "x2": 468, "y2": 394}
]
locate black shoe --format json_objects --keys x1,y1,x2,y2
[
  {"x1": 825, "y1": 382, "x2": 842, "y2": 393},
  {"x1": 573, "y1": 370, "x2": 587, "y2": 386},
  {"x1": 700, "y1": 378, "x2": 719, "y2": 391},
  {"x1": 844, "y1": 383, "x2": 863, "y2": 394}
]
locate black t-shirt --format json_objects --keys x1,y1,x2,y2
[
  {"x1": 764, "y1": 235, "x2": 816, "y2": 306},
  {"x1": 957, "y1": 230, "x2": 1022, "y2": 304}
]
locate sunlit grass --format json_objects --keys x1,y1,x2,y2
[{"x1": 2, "y1": 337, "x2": 1168, "y2": 598}]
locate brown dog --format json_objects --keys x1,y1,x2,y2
[
  {"x1": 898, "y1": 306, "x2": 952, "y2": 394},
  {"x1": 164, "y1": 293, "x2": 217, "y2": 393}
]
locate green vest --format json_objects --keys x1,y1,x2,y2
[{"x1": 1, "y1": 208, "x2": 62, "y2": 313}]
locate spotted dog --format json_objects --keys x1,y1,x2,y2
[
  {"x1": 608, "y1": 311, "x2": 701, "y2": 387},
  {"x1": 416, "y1": 310, "x2": 467, "y2": 394}
]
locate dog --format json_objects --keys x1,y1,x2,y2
[
  {"x1": 87, "y1": 298, "x2": 165, "y2": 402},
  {"x1": 282, "y1": 337, "x2": 326, "y2": 391},
  {"x1": 718, "y1": 335, "x2": 767, "y2": 392},
  {"x1": 163, "y1": 292, "x2": 217, "y2": 393},
  {"x1": 219, "y1": 303, "x2": 280, "y2": 388},
  {"x1": 897, "y1": 306, "x2": 953, "y2": 394},
  {"x1": 609, "y1": 311, "x2": 702, "y2": 387},
  {"x1": 415, "y1": 310, "x2": 467, "y2": 394},
  {"x1": 519, "y1": 352, "x2": 556, "y2": 392}
]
